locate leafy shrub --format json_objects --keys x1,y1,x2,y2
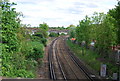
[
  {"x1": 1, "y1": 1, "x2": 45, "y2": 78},
  {"x1": 32, "y1": 32, "x2": 47, "y2": 46},
  {"x1": 16, "y1": 69, "x2": 35, "y2": 78},
  {"x1": 49, "y1": 32, "x2": 59, "y2": 37},
  {"x1": 1, "y1": 43, "x2": 37, "y2": 78},
  {"x1": 28, "y1": 41, "x2": 44, "y2": 61}
]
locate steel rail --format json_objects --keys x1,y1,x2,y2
[
  {"x1": 58, "y1": 39, "x2": 79, "y2": 80},
  {"x1": 49, "y1": 37, "x2": 97, "y2": 81},
  {"x1": 48, "y1": 38, "x2": 57, "y2": 80},
  {"x1": 48, "y1": 37, "x2": 67, "y2": 80},
  {"x1": 55, "y1": 42, "x2": 67, "y2": 80},
  {"x1": 63, "y1": 38, "x2": 96, "y2": 81}
]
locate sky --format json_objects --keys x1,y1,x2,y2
[{"x1": 9, "y1": 0, "x2": 118, "y2": 27}]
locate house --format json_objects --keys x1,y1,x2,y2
[
  {"x1": 25, "y1": 27, "x2": 39, "y2": 35},
  {"x1": 48, "y1": 29, "x2": 69, "y2": 35}
]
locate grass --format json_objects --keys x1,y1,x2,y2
[{"x1": 66, "y1": 40, "x2": 118, "y2": 78}]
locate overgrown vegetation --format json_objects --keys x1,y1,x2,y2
[
  {"x1": 68, "y1": 2, "x2": 120, "y2": 60},
  {"x1": 67, "y1": 1, "x2": 120, "y2": 78},
  {"x1": 1, "y1": 0, "x2": 47, "y2": 78},
  {"x1": 67, "y1": 40, "x2": 118, "y2": 78}
]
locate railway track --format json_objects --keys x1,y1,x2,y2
[
  {"x1": 48, "y1": 36, "x2": 99, "y2": 81},
  {"x1": 62, "y1": 38, "x2": 96, "y2": 80},
  {"x1": 48, "y1": 38, "x2": 56, "y2": 79},
  {"x1": 48, "y1": 38, "x2": 67, "y2": 80},
  {"x1": 57, "y1": 39, "x2": 85, "y2": 80}
]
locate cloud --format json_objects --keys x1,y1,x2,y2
[
  {"x1": 9, "y1": 0, "x2": 117, "y2": 27},
  {"x1": 87, "y1": 3, "x2": 98, "y2": 8}
]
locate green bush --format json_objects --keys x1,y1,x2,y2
[
  {"x1": 1, "y1": 1, "x2": 45, "y2": 78},
  {"x1": 49, "y1": 32, "x2": 59, "y2": 37},
  {"x1": 28, "y1": 41, "x2": 44, "y2": 61},
  {"x1": 16, "y1": 69, "x2": 35, "y2": 78},
  {"x1": 1, "y1": 43, "x2": 37, "y2": 78},
  {"x1": 32, "y1": 32, "x2": 47, "y2": 46},
  {"x1": 41, "y1": 38, "x2": 47, "y2": 46}
]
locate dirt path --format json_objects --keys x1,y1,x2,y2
[{"x1": 37, "y1": 45, "x2": 50, "y2": 79}]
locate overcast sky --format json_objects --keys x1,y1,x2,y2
[{"x1": 9, "y1": 0, "x2": 118, "y2": 27}]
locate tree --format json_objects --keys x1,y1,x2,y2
[
  {"x1": 73, "y1": 12, "x2": 117, "y2": 57},
  {"x1": 31, "y1": 22, "x2": 49, "y2": 46},
  {"x1": 39, "y1": 22, "x2": 49, "y2": 38},
  {"x1": 1, "y1": 0, "x2": 20, "y2": 52},
  {"x1": 69, "y1": 30, "x2": 75, "y2": 38},
  {"x1": 95, "y1": 14, "x2": 117, "y2": 56},
  {"x1": 76, "y1": 15, "x2": 91, "y2": 46},
  {"x1": 108, "y1": 1, "x2": 120, "y2": 44},
  {"x1": 39, "y1": 22, "x2": 48, "y2": 31},
  {"x1": 1, "y1": 1, "x2": 37, "y2": 78},
  {"x1": 67, "y1": 24, "x2": 76, "y2": 29},
  {"x1": 67, "y1": 24, "x2": 76, "y2": 38}
]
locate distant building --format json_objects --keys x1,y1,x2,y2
[
  {"x1": 25, "y1": 28, "x2": 69, "y2": 35},
  {"x1": 48, "y1": 29, "x2": 69, "y2": 35},
  {"x1": 25, "y1": 27, "x2": 39, "y2": 35}
]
